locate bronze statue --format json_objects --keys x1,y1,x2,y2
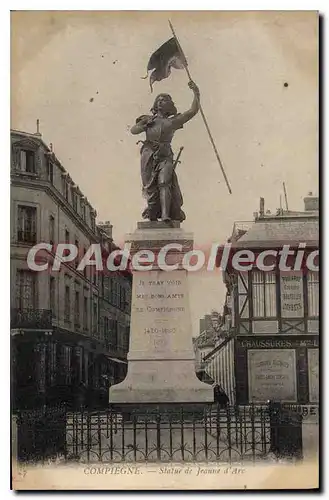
[{"x1": 131, "y1": 81, "x2": 200, "y2": 222}]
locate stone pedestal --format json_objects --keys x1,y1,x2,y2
[{"x1": 109, "y1": 222, "x2": 214, "y2": 404}]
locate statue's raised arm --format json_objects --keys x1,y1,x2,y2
[{"x1": 170, "y1": 81, "x2": 200, "y2": 130}]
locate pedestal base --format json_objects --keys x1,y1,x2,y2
[
  {"x1": 110, "y1": 358, "x2": 213, "y2": 404},
  {"x1": 109, "y1": 222, "x2": 214, "y2": 405},
  {"x1": 109, "y1": 402, "x2": 213, "y2": 423}
]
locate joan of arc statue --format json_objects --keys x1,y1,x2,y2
[{"x1": 130, "y1": 81, "x2": 200, "y2": 222}]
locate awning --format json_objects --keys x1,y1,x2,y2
[{"x1": 105, "y1": 356, "x2": 127, "y2": 365}]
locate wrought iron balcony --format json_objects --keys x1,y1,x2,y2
[{"x1": 11, "y1": 309, "x2": 52, "y2": 329}]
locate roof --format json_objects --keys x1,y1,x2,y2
[
  {"x1": 233, "y1": 217, "x2": 319, "y2": 249},
  {"x1": 11, "y1": 128, "x2": 65, "y2": 169},
  {"x1": 11, "y1": 128, "x2": 98, "y2": 215}
]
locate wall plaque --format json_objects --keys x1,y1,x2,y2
[{"x1": 248, "y1": 349, "x2": 297, "y2": 402}]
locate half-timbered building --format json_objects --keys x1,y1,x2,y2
[{"x1": 204, "y1": 194, "x2": 319, "y2": 405}]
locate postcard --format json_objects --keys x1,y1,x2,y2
[{"x1": 10, "y1": 10, "x2": 319, "y2": 490}]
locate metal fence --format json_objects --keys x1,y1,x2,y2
[
  {"x1": 65, "y1": 405, "x2": 271, "y2": 463},
  {"x1": 15, "y1": 403, "x2": 278, "y2": 464}
]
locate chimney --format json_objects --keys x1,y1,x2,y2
[
  {"x1": 34, "y1": 118, "x2": 42, "y2": 137},
  {"x1": 304, "y1": 192, "x2": 318, "y2": 212},
  {"x1": 259, "y1": 197, "x2": 265, "y2": 217}
]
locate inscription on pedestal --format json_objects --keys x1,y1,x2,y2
[{"x1": 131, "y1": 273, "x2": 188, "y2": 353}]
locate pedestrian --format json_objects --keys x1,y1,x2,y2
[
  {"x1": 214, "y1": 384, "x2": 229, "y2": 407},
  {"x1": 76, "y1": 380, "x2": 86, "y2": 410}
]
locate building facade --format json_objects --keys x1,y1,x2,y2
[
  {"x1": 193, "y1": 311, "x2": 234, "y2": 390},
  {"x1": 10, "y1": 128, "x2": 131, "y2": 409},
  {"x1": 197, "y1": 308, "x2": 236, "y2": 403},
  {"x1": 203, "y1": 194, "x2": 319, "y2": 405},
  {"x1": 98, "y1": 223, "x2": 131, "y2": 390},
  {"x1": 194, "y1": 312, "x2": 220, "y2": 372}
]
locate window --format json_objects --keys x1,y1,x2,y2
[
  {"x1": 49, "y1": 215, "x2": 55, "y2": 245},
  {"x1": 20, "y1": 150, "x2": 35, "y2": 173},
  {"x1": 116, "y1": 282, "x2": 120, "y2": 307},
  {"x1": 307, "y1": 271, "x2": 319, "y2": 317},
  {"x1": 124, "y1": 325, "x2": 130, "y2": 351},
  {"x1": 104, "y1": 316, "x2": 109, "y2": 336},
  {"x1": 93, "y1": 300, "x2": 98, "y2": 335},
  {"x1": 15, "y1": 270, "x2": 36, "y2": 309},
  {"x1": 47, "y1": 161, "x2": 54, "y2": 183},
  {"x1": 93, "y1": 270, "x2": 97, "y2": 286},
  {"x1": 81, "y1": 202, "x2": 86, "y2": 221},
  {"x1": 117, "y1": 323, "x2": 124, "y2": 351},
  {"x1": 110, "y1": 277, "x2": 114, "y2": 304},
  {"x1": 83, "y1": 296, "x2": 88, "y2": 330},
  {"x1": 104, "y1": 317, "x2": 110, "y2": 349},
  {"x1": 64, "y1": 285, "x2": 71, "y2": 322},
  {"x1": 75, "y1": 239, "x2": 79, "y2": 268},
  {"x1": 83, "y1": 248, "x2": 87, "y2": 278},
  {"x1": 109, "y1": 319, "x2": 118, "y2": 349},
  {"x1": 91, "y1": 214, "x2": 96, "y2": 232},
  {"x1": 48, "y1": 343, "x2": 57, "y2": 386},
  {"x1": 62, "y1": 177, "x2": 69, "y2": 200},
  {"x1": 72, "y1": 189, "x2": 78, "y2": 211},
  {"x1": 17, "y1": 206, "x2": 37, "y2": 244},
  {"x1": 50, "y1": 276, "x2": 56, "y2": 318},
  {"x1": 120, "y1": 287, "x2": 126, "y2": 310},
  {"x1": 125, "y1": 288, "x2": 131, "y2": 313},
  {"x1": 105, "y1": 276, "x2": 111, "y2": 300},
  {"x1": 252, "y1": 271, "x2": 277, "y2": 318},
  {"x1": 74, "y1": 290, "x2": 80, "y2": 327},
  {"x1": 111, "y1": 278, "x2": 120, "y2": 307},
  {"x1": 62, "y1": 346, "x2": 72, "y2": 384},
  {"x1": 72, "y1": 346, "x2": 82, "y2": 385}
]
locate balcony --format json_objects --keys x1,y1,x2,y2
[
  {"x1": 104, "y1": 339, "x2": 127, "y2": 359},
  {"x1": 11, "y1": 309, "x2": 52, "y2": 329}
]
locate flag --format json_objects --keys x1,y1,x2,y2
[{"x1": 142, "y1": 37, "x2": 187, "y2": 91}]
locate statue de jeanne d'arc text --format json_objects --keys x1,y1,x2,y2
[{"x1": 131, "y1": 81, "x2": 200, "y2": 223}]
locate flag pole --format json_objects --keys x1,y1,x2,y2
[{"x1": 168, "y1": 20, "x2": 232, "y2": 195}]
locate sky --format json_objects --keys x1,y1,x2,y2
[{"x1": 11, "y1": 11, "x2": 318, "y2": 337}]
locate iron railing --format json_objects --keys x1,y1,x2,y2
[
  {"x1": 14, "y1": 404, "x2": 273, "y2": 464},
  {"x1": 13, "y1": 402, "x2": 306, "y2": 465},
  {"x1": 11, "y1": 308, "x2": 52, "y2": 329}
]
